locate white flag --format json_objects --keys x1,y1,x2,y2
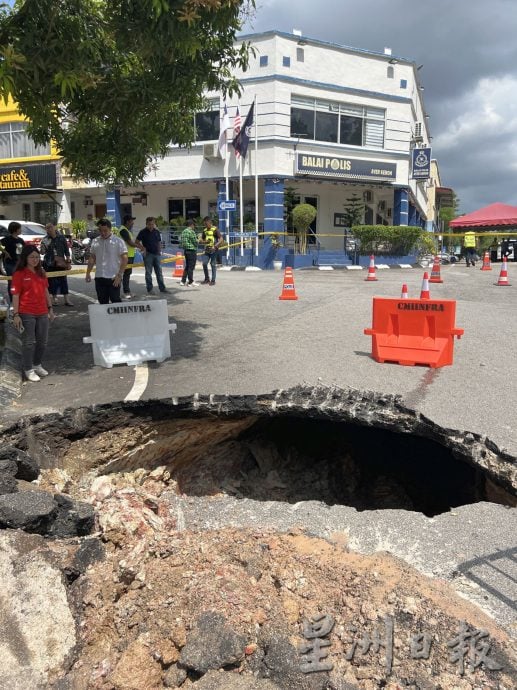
[{"x1": 218, "y1": 103, "x2": 231, "y2": 159}]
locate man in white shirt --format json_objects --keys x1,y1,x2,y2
[{"x1": 85, "y1": 219, "x2": 128, "y2": 304}]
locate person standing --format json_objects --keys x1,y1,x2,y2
[
  {"x1": 179, "y1": 219, "x2": 199, "y2": 286},
  {"x1": 41, "y1": 223, "x2": 74, "y2": 306},
  {"x1": 2, "y1": 221, "x2": 25, "y2": 303},
  {"x1": 115, "y1": 215, "x2": 138, "y2": 299},
  {"x1": 85, "y1": 219, "x2": 128, "y2": 304},
  {"x1": 11, "y1": 244, "x2": 55, "y2": 382},
  {"x1": 200, "y1": 216, "x2": 223, "y2": 286},
  {"x1": 463, "y1": 230, "x2": 477, "y2": 267},
  {"x1": 135, "y1": 216, "x2": 169, "y2": 295}
]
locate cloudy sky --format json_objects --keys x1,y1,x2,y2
[{"x1": 242, "y1": 0, "x2": 517, "y2": 214}]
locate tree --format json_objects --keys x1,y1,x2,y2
[
  {"x1": 0, "y1": 0, "x2": 255, "y2": 185},
  {"x1": 292, "y1": 203, "x2": 317, "y2": 255},
  {"x1": 343, "y1": 193, "x2": 364, "y2": 228}
]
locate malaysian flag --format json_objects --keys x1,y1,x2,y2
[
  {"x1": 233, "y1": 107, "x2": 241, "y2": 157},
  {"x1": 217, "y1": 103, "x2": 231, "y2": 159},
  {"x1": 232, "y1": 101, "x2": 254, "y2": 161}
]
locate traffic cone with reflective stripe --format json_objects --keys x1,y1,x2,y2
[
  {"x1": 278, "y1": 267, "x2": 298, "y2": 300},
  {"x1": 401, "y1": 283, "x2": 408, "y2": 299},
  {"x1": 429, "y1": 255, "x2": 443, "y2": 283},
  {"x1": 420, "y1": 272, "x2": 431, "y2": 299},
  {"x1": 364, "y1": 255, "x2": 378, "y2": 281},
  {"x1": 173, "y1": 252, "x2": 184, "y2": 278},
  {"x1": 494, "y1": 257, "x2": 511, "y2": 286},
  {"x1": 480, "y1": 251, "x2": 492, "y2": 271}
]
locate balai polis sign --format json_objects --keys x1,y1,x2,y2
[
  {"x1": 0, "y1": 164, "x2": 58, "y2": 192},
  {"x1": 296, "y1": 154, "x2": 396, "y2": 181}
]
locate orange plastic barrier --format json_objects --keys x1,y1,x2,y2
[
  {"x1": 173, "y1": 252, "x2": 184, "y2": 278},
  {"x1": 364, "y1": 297, "x2": 464, "y2": 368},
  {"x1": 278, "y1": 267, "x2": 298, "y2": 300}
]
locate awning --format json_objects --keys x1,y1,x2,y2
[{"x1": 450, "y1": 202, "x2": 517, "y2": 228}]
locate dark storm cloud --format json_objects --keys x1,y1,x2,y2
[{"x1": 244, "y1": 1, "x2": 517, "y2": 212}]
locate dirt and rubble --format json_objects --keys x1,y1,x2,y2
[
  {"x1": 0, "y1": 390, "x2": 516, "y2": 688},
  {"x1": 23, "y1": 464, "x2": 512, "y2": 690}
]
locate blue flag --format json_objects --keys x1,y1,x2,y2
[{"x1": 232, "y1": 101, "x2": 254, "y2": 160}]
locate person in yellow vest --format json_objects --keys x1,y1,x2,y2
[
  {"x1": 115, "y1": 215, "x2": 137, "y2": 298},
  {"x1": 200, "y1": 216, "x2": 223, "y2": 285},
  {"x1": 463, "y1": 230, "x2": 477, "y2": 267}
]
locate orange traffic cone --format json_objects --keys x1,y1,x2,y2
[
  {"x1": 173, "y1": 252, "x2": 184, "y2": 278},
  {"x1": 420, "y1": 271, "x2": 431, "y2": 299},
  {"x1": 429, "y1": 255, "x2": 443, "y2": 283},
  {"x1": 480, "y1": 251, "x2": 492, "y2": 271},
  {"x1": 494, "y1": 257, "x2": 511, "y2": 286},
  {"x1": 401, "y1": 283, "x2": 408, "y2": 299},
  {"x1": 278, "y1": 267, "x2": 298, "y2": 300},
  {"x1": 364, "y1": 255, "x2": 378, "y2": 281}
]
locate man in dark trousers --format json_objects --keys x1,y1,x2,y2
[
  {"x1": 115, "y1": 215, "x2": 138, "y2": 298},
  {"x1": 135, "y1": 216, "x2": 169, "y2": 295}
]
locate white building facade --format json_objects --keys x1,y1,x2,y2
[{"x1": 18, "y1": 31, "x2": 435, "y2": 266}]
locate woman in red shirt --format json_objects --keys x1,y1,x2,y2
[{"x1": 11, "y1": 245, "x2": 55, "y2": 382}]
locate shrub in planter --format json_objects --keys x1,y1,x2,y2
[{"x1": 351, "y1": 225, "x2": 429, "y2": 256}]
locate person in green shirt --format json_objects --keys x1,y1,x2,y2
[{"x1": 179, "y1": 219, "x2": 199, "y2": 286}]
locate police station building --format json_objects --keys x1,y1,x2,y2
[{"x1": 4, "y1": 31, "x2": 436, "y2": 267}]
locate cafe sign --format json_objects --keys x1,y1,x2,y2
[
  {"x1": 0, "y1": 163, "x2": 58, "y2": 192},
  {"x1": 296, "y1": 153, "x2": 396, "y2": 181}
]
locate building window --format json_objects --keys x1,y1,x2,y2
[
  {"x1": 0, "y1": 121, "x2": 51, "y2": 159},
  {"x1": 296, "y1": 48, "x2": 304, "y2": 62},
  {"x1": 168, "y1": 198, "x2": 200, "y2": 223},
  {"x1": 400, "y1": 79, "x2": 407, "y2": 89},
  {"x1": 387, "y1": 66, "x2": 394, "y2": 78},
  {"x1": 194, "y1": 99, "x2": 219, "y2": 141},
  {"x1": 259, "y1": 55, "x2": 268, "y2": 67},
  {"x1": 290, "y1": 96, "x2": 385, "y2": 148},
  {"x1": 283, "y1": 56, "x2": 291, "y2": 67}
]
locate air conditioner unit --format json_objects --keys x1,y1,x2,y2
[
  {"x1": 203, "y1": 143, "x2": 219, "y2": 159},
  {"x1": 363, "y1": 191, "x2": 373, "y2": 203},
  {"x1": 413, "y1": 122, "x2": 423, "y2": 142}
]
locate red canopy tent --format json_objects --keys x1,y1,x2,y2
[{"x1": 450, "y1": 202, "x2": 517, "y2": 228}]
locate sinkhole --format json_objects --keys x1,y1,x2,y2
[{"x1": 7, "y1": 388, "x2": 516, "y2": 518}]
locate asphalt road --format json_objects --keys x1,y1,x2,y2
[{"x1": 4, "y1": 262, "x2": 517, "y2": 459}]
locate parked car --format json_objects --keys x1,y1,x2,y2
[{"x1": 0, "y1": 220, "x2": 47, "y2": 274}]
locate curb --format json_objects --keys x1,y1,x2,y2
[{"x1": 0, "y1": 319, "x2": 22, "y2": 406}]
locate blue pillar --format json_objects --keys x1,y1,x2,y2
[
  {"x1": 393, "y1": 188, "x2": 408, "y2": 226},
  {"x1": 408, "y1": 204, "x2": 417, "y2": 227},
  {"x1": 106, "y1": 189, "x2": 121, "y2": 226},
  {"x1": 260, "y1": 178, "x2": 284, "y2": 269}
]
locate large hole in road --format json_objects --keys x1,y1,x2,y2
[{"x1": 8, "y1": 388, "x2": 516, "y2": 518}]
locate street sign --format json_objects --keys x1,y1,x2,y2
[{"x1": 217, "y1": 199, "x2": 237, "y2": 212}]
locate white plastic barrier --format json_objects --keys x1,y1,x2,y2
[{"x1": 83, "y1": 299, "x2": 177, "y2": 368}]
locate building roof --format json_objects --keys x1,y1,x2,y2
[{"x1": 449, "y1": 202, "x2": 517, "y2": 228}]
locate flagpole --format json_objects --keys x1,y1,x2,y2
[
  {"x1": 225, "y1": 148, "x2": 230, "y2": 264},
  {"x1": 254, "y1": 95, "x2": 258, "y2": 257},
  {"x1": 239, "y1": 157, "x2": 244, "y2": 257}
]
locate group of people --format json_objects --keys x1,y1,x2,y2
[{"x1": 2, "y1": 214, "x2": 223, "y2": 383}]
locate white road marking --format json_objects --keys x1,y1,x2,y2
[
  {"x1": 68, "y1": 289, "x2": 97, "y2": 303},
  {"x1": 124, "y1": 363, "x2": 149, "y2": 401}
]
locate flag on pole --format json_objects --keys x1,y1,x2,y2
[
  {"x1": 232, "y1": 101, "x2": 254, "y2": 160},
  {"x1": 233, "y1": 106, "x2": 241, "y2": 157},
  {"x1": 217, "y1": 103, "x2": 231, "y2": 159}
]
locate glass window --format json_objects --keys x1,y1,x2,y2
[
  {"x1": 387, "y1": 66, "x2": 394, "y2": 78},
  {"x1": 296, "y1": 48, "x2": 304, "y2": 62},
  {"x1": 259, "y1": 55, "x2": 268, "y2": 67},
  {"x1": 0, "y1": 121, "x2": 50, "y2": 158},
  {"x1": 195, "y1": 110, "x2": 219, "y2": 141},
  {"x1": 290, "y1": 107, "x2": 314, "y2": 139},
  {"x1": 400, "y1": 79, "x2": 407, "y2": 89},
  {"x1": 340, "y1": 115, "x2": 362, "y2": 145},
  {"x1": 283, "y1": 56, "x2": 291, "y2": 67},
  {"x1": 291, "y1": 96, "x2": 385, "y2": 149},
  {"x1": 316, "y1": 111, "x2": 338, "y2": 143}
]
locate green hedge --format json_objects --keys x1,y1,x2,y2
[{"x1": 350, "y1": 225, "x2": 429, "y2": 256}]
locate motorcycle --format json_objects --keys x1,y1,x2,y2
[{"x1": 71, "y1": 237, "x2": 91, "y2": 264}]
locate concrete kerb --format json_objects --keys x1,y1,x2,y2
[{"x1": 0, "y1": 319, "x2": 22, "y2": 405}]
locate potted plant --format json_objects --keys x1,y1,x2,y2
[{"x1": 271, "y1": 233, "x2": 283, "y2": 270}]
